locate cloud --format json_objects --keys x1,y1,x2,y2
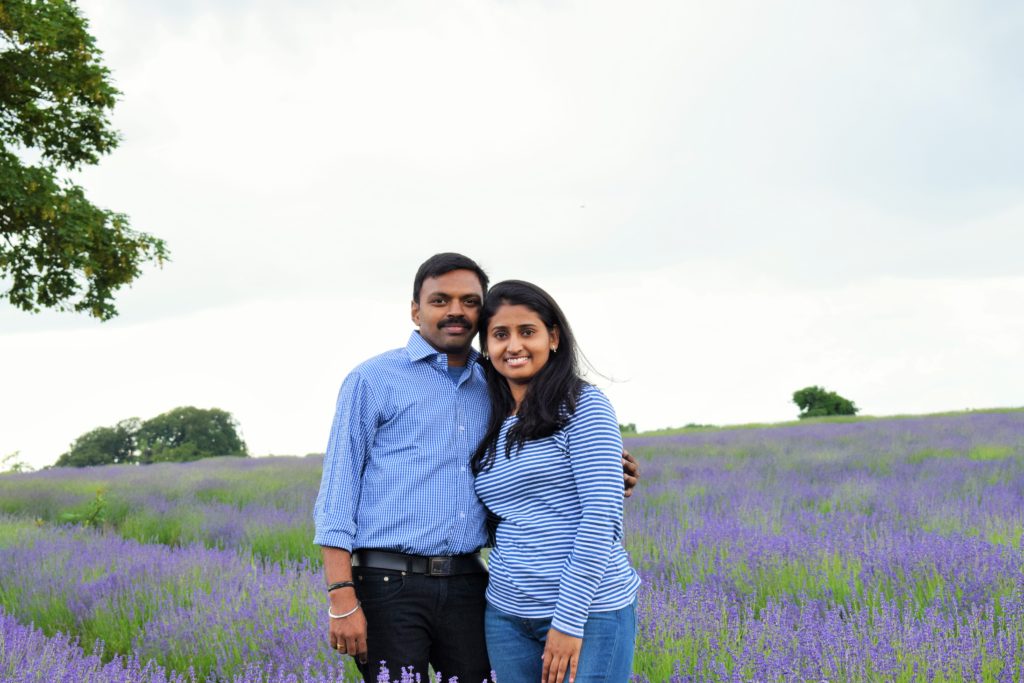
[{"x1": 3, "y1": 0, "x2": 1023, "y2": 465}]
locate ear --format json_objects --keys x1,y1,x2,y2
[
  {"x1": 549, "y1": 325, "x2": 560, "y2": 352},
  {"x1": 411, "y1": 300, "x2": 421, "y2": 327}
]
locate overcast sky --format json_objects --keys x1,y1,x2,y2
[{"x1": 3, "y1": 0, "x2": 1023, "y2": 470}]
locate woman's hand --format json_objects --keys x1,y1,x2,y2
[{"x1": 542, "y1": 627, "x2": 583, "y2": 683}]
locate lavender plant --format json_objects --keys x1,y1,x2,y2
[{"x1": 1, "y1": 409, "x2": 1022, "y2": 681}]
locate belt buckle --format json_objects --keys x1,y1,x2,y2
[{"x1": 428, "y1": 556, "x2": 452, "y2": 576}]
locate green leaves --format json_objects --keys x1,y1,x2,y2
[
  {"x1": 54, "y1": 420, "x2": 137, "y2": 467},
  {"x1": 137, "y1": 407, "x2": 249, "y2": 464},
  {"x1": 55, "y1": 408, "x2": 248, "y2": 467},
  {"x1": 57, "y1": 488, "x2": 107, "y2": 527},
  {"x1": 1, "y1": 0, "x2": 119, "y2": 167},
  {"x1": 1, "y1": 0, "x2": 168, "y2": 320},
  {"x1": 792, "y1": 385, "x2": 859, "y2": 419}
]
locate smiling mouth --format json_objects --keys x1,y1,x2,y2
[{"x1": 504, "y1": 356, "x2": 529, "y2": 367}]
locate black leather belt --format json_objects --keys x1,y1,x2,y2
[{"x1": 352, "y1": 549, "x2": 486, "y2": 576}]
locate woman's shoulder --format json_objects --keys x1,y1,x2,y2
[
  {"x1": 569, "y1": 383, "x2": 617, "y2": 425},
  {"x1": 577, "y1": 383, "x2": 611, "y2": 407}
]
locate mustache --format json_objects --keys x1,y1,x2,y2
[{"x1": 438, "y1": 317, "x2": 472, "y2": 330}]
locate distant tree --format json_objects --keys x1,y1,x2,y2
[
  {"x1": 792, "y1": 385, "x2": 859, "y2": 419},
  {"x1": 53, "y1": 408, "x2": 247, "y2": 467},
  {"x1": 619, "y1": 422, "x2": 637, "y2": 435},
  {"x1": 136, "y1": 406, "x2": 247, "y2": 463},
  {"x1": 1, "y1": 0, "x2": 168, "y2": 320},
  {"x1": 54, "y1": 418, "x2": 137, "y2": 467}
]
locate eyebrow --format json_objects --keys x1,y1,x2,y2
[
  {"x1": 490, "y1": 323, "x2": 538, "y2": 331},
  {"x1": 424, "y1": 291, "x2": 481, "y2": 301}
]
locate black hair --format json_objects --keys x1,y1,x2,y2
[
  {"x1": 471, "y1": 280, "x2": 586, "y2": 474},
  {"x1": 412, "y1": 253, "x2": 489, "y2": 303}
]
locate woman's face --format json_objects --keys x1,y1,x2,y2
[{"x1": 485, "y1": 304, "x2": 559, "y2": 386}]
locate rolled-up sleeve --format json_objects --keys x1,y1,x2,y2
[{"x1": 313, "y1": 372, "x2": 379, "y2": 551}]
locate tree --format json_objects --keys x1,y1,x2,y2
[
  {"x1": 792, "y1": 385, "x2": 859, "y2": 419},
  {"x1": 1, "y1": 450, "x2": 33, "y2": 473},
  {"x1": 54, "y1": 418, "x2": 137, "y2": 467},
  {"x1": 136, "y1": 406, "x2": 248, "y2": 464},
  {"x1": 53, "y1": 408, "x2": 247, "y2": 467},
  {"x1": 1, "y1": 0, "x2": 167, "y2": 320}
]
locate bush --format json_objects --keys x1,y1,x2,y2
[{"x1": 792, "y1": 386, "x2": 858, "y2": 419}]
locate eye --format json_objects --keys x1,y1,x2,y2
[
  {"x1": 521, "y1": 328, "x2": 534, "y2": 337},
  {"x1": 464, "y1": 297, "x2": 481, "y2": 307},
  {"x1": 430, "y1": 296, "x2": 447, "y2": 305},
  {"x1": 492, "y1": 330, "x2": 507, "y2": 339}
]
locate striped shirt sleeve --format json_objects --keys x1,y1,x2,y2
[
  {"x1": 313, "y1": 372, "x2": 380, "y2": 551},
  {"x1": 550, "y1": 387, "x2": 624, "y2": 637}
]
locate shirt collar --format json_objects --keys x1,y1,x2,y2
[{"x1": 405, "y1": 331, "x2": 480, "y2": 367}]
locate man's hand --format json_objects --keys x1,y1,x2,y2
[
  {"x1": 622, "y1": 449, "x2": 640, "y2": 497},
  {"x1": 542, "y1": 627, "x2": 583, "y2": 683},
  {"x1": 328, "y1": 591, "x2": 368, "y2": 664},
  {"x1": 322, "y1": 546, "x2": 368, "y2": 664}
]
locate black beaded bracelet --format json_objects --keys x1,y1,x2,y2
[{"x1": 327, "y1": 581, "x2": 356, "y2": 593}]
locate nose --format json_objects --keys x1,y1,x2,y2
[
  {"x1": 506, "y1": 333, "x2": 523, "y2": 352},
  {"x1": 447, "y1": 299, "x2": 465, "y2": 317}
]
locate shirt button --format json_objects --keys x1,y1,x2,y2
[
  {"x1": 459, "y1": 512, "x2": 466, "y2": 518},
  {"x1": 461, "y1": 466, "x2": 467, "y2": 472},
  {"x1": 458, "y1": 425, "x2": 465, "y2": 431}
]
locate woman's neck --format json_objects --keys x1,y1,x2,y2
[{"x1": 508, "y1": 381, "x2": 528, "y2": 415}]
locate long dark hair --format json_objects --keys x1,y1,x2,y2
[{"x1": 471, "y1": 280, "x2": 586, "y2": 473}]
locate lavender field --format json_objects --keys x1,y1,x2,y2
[{"x1": 2, "y1": 410, "x2": 1023, "y2": 682}]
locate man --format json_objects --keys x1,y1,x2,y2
[{"x1": 314, "y1": 253, "x2": 637, "y2": 682}]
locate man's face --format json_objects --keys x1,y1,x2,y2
[{"x1": 411, "y1": 269, "x2": 485, "y2": 357}]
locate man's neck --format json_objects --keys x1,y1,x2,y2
[{"x1": 416, "y1": 332, "x2": 471, "y2": 367}]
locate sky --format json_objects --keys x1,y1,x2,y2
[{"x1": 2, "y1": 0, "x2": 1023, "y2": 471}]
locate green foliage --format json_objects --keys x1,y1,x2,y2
[
  {"x1": 1, "y1": 450, "x2": 33, "y2": 473},
  {"x1": 54, "y1": 407, "x2": 247, "y2": 467},
  {"x1": 58, "y1": 488, "x2": 106, "y2": 527},
  {"x1": 792, "y1": 385, "x2": 858, "y2": 419},
  {"x1": 619, "y1": 422, "x2": 637, "y2": 434},
  {"x1": 54, "y1": 418, "x2": 137, "y2": 467},
  {"x1": 136, "y1": 406, "x2": 248, "y2": 463},
  {"x1": 0, "y1": 0, "x2": 168, "y2": 319}
]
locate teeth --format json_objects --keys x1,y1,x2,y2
[{"x1": 505, "y1": 357, "x2": 529, "y2": 366}]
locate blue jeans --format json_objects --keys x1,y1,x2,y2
[{"x1": 484, "y1": 601, "x2": 636, "y2": 682}]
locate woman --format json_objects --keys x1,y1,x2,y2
[{"x1": 473, "y1": 280, "x2": 640, "y2": 683}]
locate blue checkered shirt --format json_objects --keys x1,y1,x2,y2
[{"x1": 314, "y1": 331, "x2": 491, "y2": 555}]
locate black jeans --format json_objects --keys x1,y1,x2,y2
[{"x1": 354, "y1": 566, "x2": 491, "y2": 683}]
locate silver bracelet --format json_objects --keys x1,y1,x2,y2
[{"x1": 328, "y1": 601, "x2": 361, "y2": 619}]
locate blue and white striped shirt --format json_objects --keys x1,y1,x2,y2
[
  {"x1": 474, "y1": 385, "x2": 641, "y2": 638},
  {"x1": 313, "y1": 332, "x2": 491, "y2": 555}
]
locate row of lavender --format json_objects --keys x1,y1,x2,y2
[
  {"x1": 625, "y1": 411, "x2": 1024, "y2": 681},
  {"x1": 0, "y1": 518, "x2": 397, "y2": 682},
  {"x1": 0, "y1": 455, "x2": 321, "y2": 563},
  {"x1": 2, "y1": 409, "x2": 1023, "y2": 680}
]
